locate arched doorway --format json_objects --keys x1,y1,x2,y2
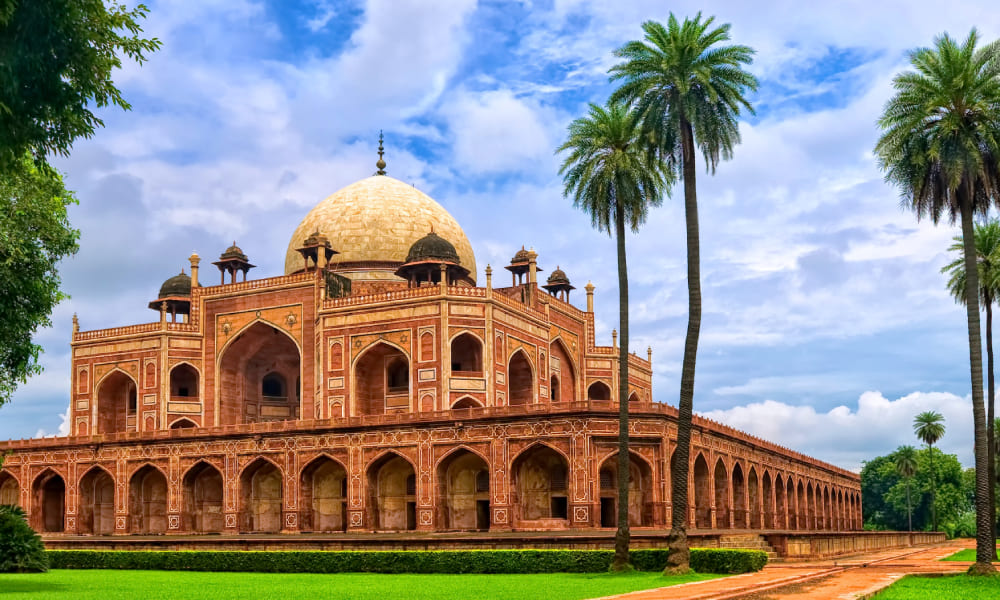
[
  {"x1": 300, "y1": 456, "x2": 347, "y2": 532},
  {"x1": 240, "y1": 459, "x2": 283, "y2": 533},
  {"x1": 597, "y1": 452, "x2": 652, "y2": 527},
  {"x1": 512, "y1": 445, "x2": 569, "y2": 522},
  {"x1": 732, "y1": 462, "x2": 747, "y2": 529},
  {"x1": 0, "y1": 471, "x2": 18, "y2": 507},
  {"x1": 587, "y1": 381, "x2": 611, "y2": 401},
  {"x1": 714, "y1": 459, "x2": 729, "y2": 528},
  {"x1": 96, "y1": 370, "x2": 137, "y2": 434},
  {"x1": 79, "y1": 467, "x2": 115, "y2": 534},
  {"x1": 787, "y1": 478, "x2": 797, "y2": 529},
  {"x1": 218, "y1": 322, "x2": 301, "y2": 425},
  {"x1": 169, "y1": 363, "x2": 199, "y2": 401},
  {"x1": 436, "y1": 449, "x2": 490, "y2": 530},
  {"x1": 549, "y1": 339, "x2": 576, "y2": 402},
  {"x1": 796, "y1": 481, "x2": 806, "y2": 531},
  {"x1": 749, "y1": 467, "x2": 762, "y2": 529},
  {"x1": 450, "y1": 333, "x2": 483, "y2": 374},
  {"x1": 693, "y1": 454, "x2": 711, "y2": 529},
  {"x1": 774, "y1": 474, "x2": 786, "y2": 529},
  {"x1": 507, "y1": 350, "x2": 533, "y2": 406},
  {"x1": 32, "y1": 470, "x2": 65, "y2": 533},
  {"x1": 182, "y1": 462, "x2": 224, "y2": 533},
  {"x1": 354, "y1": 342, "x2": 410, "y2": 415},
  {"x1": 806, "y1": 483, "x2": 815, "y2": 530},
  {"x1": 128, "y1": 465, "x2": 167, "y2": 533},
  {"x1": 367, "y1": 453, "x2": 416, "y2": 531}
]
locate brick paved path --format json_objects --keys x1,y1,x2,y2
[{"x1": 602, "y1": 540, "x2": 976, "y2": 600}]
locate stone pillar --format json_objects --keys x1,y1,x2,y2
[
  {"x1": 585, "y1": 281, "x2": 595, "y2": 313},
  {"x1": 282, "y1": 450, "x2": 299, "y2": 532},
  {"x1": 490, "y1": 437, "x2": 512, "y2": 531},
  {"x1": 224, "y1": 453, "x2": 239, "y2": 533},
  {"x1": 189, "y1": 252, "x2": 201, "y2": 287},
  {"x1": 347, "y1": 442, "x2": 366, "y2": 531},
  {"x1": 417, "y1": 441, "x2": 434, "y2": 531},
  {"x1": 167, "y1": 455, "x2": 182, "y2": 532},
  {"x1": 115, "y1": 457, "x2": 128, "y2": 535}
]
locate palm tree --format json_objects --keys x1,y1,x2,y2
[
  {"x1": 895, "y1": 445, "x2": 918, "y2": 541},
  {"x1": 913, "y1": 411, "x2": 946, "y2": 533},
  {"x1": 874, "y1": 29, "x2": 1000, "y2": 574},
  {"x1": 558, "y1": 101, "x2": 671, "y2": 570},
  {"x1": 608, "y1": 13, "x2": 758, "y2": 572},
  {"x1": 942, "y1": 220, "x2": 1000, "y2": 541}
]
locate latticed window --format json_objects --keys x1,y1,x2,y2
[
  {"x1": 475, "y1": 470, "x2": 490, "y2": 492},
  {"x1": 600, "y1": 468, "x2": 614, "y2": 490}
]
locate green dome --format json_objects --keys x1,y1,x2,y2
[
  {"x1": 405, "y1": 231, "x2": 461, "y2": 264},
  {"x1": 158, "y1": 271, "x2": 191, "y2": 298}
]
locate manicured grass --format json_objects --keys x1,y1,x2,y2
[
  {"x1": 0, "y1": 569, "x2": 723, "y2": 600},
  {"x1": 942, "y1": 547, "x2": 1000, "y2": 561},
  {"x1": 871, "y1": 574, "x2": 1000, "y2": 599}
]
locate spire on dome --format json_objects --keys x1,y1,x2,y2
[{"x1": 376, "y1": 130, "x2": 387, "y2": 175}]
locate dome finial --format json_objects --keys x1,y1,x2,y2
[{"x1": 376, "y1": 130, "x2": 387, "y2": 175}]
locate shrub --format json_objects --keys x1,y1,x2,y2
[
  {"x1": 47, "y1": 548, "x2": 766, "y2": 575},
  {"x1": 0, "y1": 505, "x2": 48, "y2": 573}
]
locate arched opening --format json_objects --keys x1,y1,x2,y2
[
  {"x1": 587, "y1": 381, "x2": 611, "y2": 402},
  {"x1": 79, "y1": 467, "x2": 115, "y2": 534},
  {"x1": 219, "y1": 322, "x2": 301, "y2": 425},
  {"x1": 837, "y1": 490, "x2": 845, "y2": 530},
  {"x1": 170, "y1": 418, "x2": 197, "y2": 429},
  {"x1": 806, "y1": 483, "x2": 815, "y2": 530},
  {"x1": 182, "y1": 462, "x2": 223, "y2": 533},
  {"x1": 512, "y1": 445, "x2": 569, "y2": 522},
  {"x1": 787, "y1": 478, "x2": 796, "y2": 529},
  {"x1": 0, "y1": 471, "x2": 18, "y2": 507},
  {"x1": 549, "y1": 339, "x2": 576, "y2": 403},
  {"x1": 169, "y1": 363, "x2": 199, "y2": 400},
  {"x1": 450, "y1": 333, "x2": 483, "y2": 374},
  {"x1": 354, "y1": 342, "x2": 410, "y2": 415},
  {"x1": 597, "y1": 453, "x2": 652, "y2": 527},
  {"x1": 714, "y1": 459, "x2": 729, "y2": 528},
  {"x1": 96, "y1": 370, "x2": 137, "y2": 434},
  {"x1": 824, "y1": 487, "x2": 832, "y2": 531},
  {"x1": 240, "y1": 459, "x2": 283, "y2": 533},
  {"x1": 755, "y1": 468, "x2": 767, "y2": 529},
  {"x1": 436, "y1": 449, "x2": 490, "y2": 530},
  {"x1": 774, "y1": 474, "x2": 786, "y2": 529},
  {"x1": 796, "y1": 481, "x2": 806, "y2": 531},
  {"x1": 628, "y1": 391, "x2": 640, "y2": 403},
  {"x1": 732, "y1": 462, "x2": 747, "y2": 529},
  {"x1": 693, "y1": 454, "x2": 711, "y2": 529},
  {"x1": 367, "y1": 453, "x2": 416, "y2": 531},
  {"x1": 32, "y1": 470, "x2": 64, "y2": 533},
  {"x1": 128, "y1": 465, "x2": 167, "y2": 533},
  {"x1": 507, "y1": 351, "x2": 533, "y2": 406},
  {"x1": 300, "y1": 456, "x2": 347, "y2": 532},
  {"x1": 451, "y1": 397, "x2": 482, "y2": 410}
]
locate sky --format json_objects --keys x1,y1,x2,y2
[{"x1": 3, "y1": 0, "x2": 1000, "y2": 472}]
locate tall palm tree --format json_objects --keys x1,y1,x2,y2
[
  {"x1": 895, "y1": 445, "x2": 918, "y2": 540},
  {"x1": 913, "y1": 412, "x2": 946, "y2": 533},
  {"x1": 874, "y1": 29, "x2": 1000, "y2": 574},
  {"x1": 558, "y1": 101, "x2": 671, "y2": 570},
  {"x1": 942, "y1": 220, "x2": 1000, "y2": 542},
  {"x1": 608, "y1": 13, "x2": 758, "y2": 572}
]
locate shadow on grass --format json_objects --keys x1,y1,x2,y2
[{"x1": 0, "y1": 580, "x2": 68, "y2": 595}]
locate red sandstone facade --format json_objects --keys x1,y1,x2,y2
[{"x1": 0, "y1": 173, "x2": 861, "y2": 537}]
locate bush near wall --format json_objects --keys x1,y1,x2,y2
[{"x1": 47, "y1": 548, "x2": 766, "y2": 575}]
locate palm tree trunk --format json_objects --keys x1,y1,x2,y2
[
  {"x1": 987, "y1": 294, "x2": 997, "y2": 558},
  {"x1": 906, "y1": 479, "x2": 912, "y2": 545},
  {"x1": 612, "y1": 203, "x2": 632, "y2": 572},
  {"x1": 959, "y1": 188, "x2": 995, "y2": 574},
  {"x1": 928, "y1": 442, "x2": 937, "y2": 533},
  {"x1": 666, "y1": 117, "x2": 700, "y2": 574}
]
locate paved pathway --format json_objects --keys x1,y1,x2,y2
[{"x1": 603, "y1": 540, "x2": 976, "y2": 600}]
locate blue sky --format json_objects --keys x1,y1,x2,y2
[{"x1": 3, "y1": 0, "x2": 1000, "y2": 471}]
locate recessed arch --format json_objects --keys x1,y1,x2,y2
[
  {"x1": 451, "y1": 396, "x2": 483, "y2": 410},
  {"x1": 32, "y1": 468, "x2": 65, "y2": 533},
  {"x1": 732, "y1": 461, "x2": 747, "y2": 529},
  {"x1": 587, "y1": 381, "x2": 611, "y2": 402},
  {"x1": 218, "y1": 320, "x2": 301, "y2": 426},
  {"x1": 239, "y1": 457, "x2": 284, "y2": 533},
  {"x1": 436, "y1": 448, "x2": 491, "y2": 530},
  {"x1": 796, "y1": 480, "x2": 806, "y2": 531},
  {"x1": 353, "y1": 341, "x2": 411, "y2": 415},
  {"x1": 129, "y1": 464, "x2": 167, "y2": 533},
  {"x1": 0, "y1": 470, "x2": 19, "y2": 507},
  {"x1": 548, "y1": 337, "x2": 576, "y2": 403},
  {"x1": 750, "y1": 466, "x2": 763, "y2": 529},
  {"x1": 95, "y1": 369, "x2": 138, "y2": 434},
  {"x1": 714, "y1": 458, "x2": 730, "y2": 528},
  {"x1": 507, "y1": 349, "x2": 534, "y2": 406},
  {"x1": 300, "y1": 455, "x2": 347, "y2": 532},
  {"x1": 182, "y1": 460, "x2": 224, "y2": 533},
  {"x1": 169, "y1": 417, "x2": 198, "y2": 430},
  {"x1": 449, "y1": 331, "x2": 484, "y2": 374},
  {"x1": 79, "y1": 465, "x2": 116, "y2": 534},
  {"x1": 511, "y1": 443, "x2": 570, "y2": 522},
  {"x1": 367, "y1": 451, "x2": 417, "y2": 531},
  {"x1": 774, "y1": 473, "x2": 786, "y2": 529},
  {"x1": 693, "y1": 453, "x2": 711, "y2": 529},
  {"x1": 596, "y1": 451, "x2": 653, "y2": 527},
  {"x1": 169, "y1": 362, "x2": 200, "y2": 400}
]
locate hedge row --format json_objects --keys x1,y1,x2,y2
[{"x1": 47, "y1": 548, "x2": 766, "y2": 574}]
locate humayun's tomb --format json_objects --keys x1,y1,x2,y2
[{"x1": 0, "y1": 149, "x2": 868, "y2": 551}]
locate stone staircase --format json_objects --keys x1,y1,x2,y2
[{"x1": 714, "y1": 533, "x2": 780, "y2": 561}]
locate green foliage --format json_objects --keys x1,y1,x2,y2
[
  {"x1": 0, "y1": 0, "x2": 161, "y2": 167},
  {"x1": 861, "y1": 447, "x2": 968, "y2": 533},
  {"x1": 941, "y1": 222, "x2": 1000, "y2": 308},
  {"x1": 45, "y1": 548, "x2": 765, "y2": 575},
  {"x1": 0, "y1": 158, "x2": 80, "y2": 407},
  {"x1": 871, "y1": 574, "x2": 1000, "y2": 599},
  {"x1": 913, "y1": 412, "x2": 945, "y2": 447},
  {"x1": 0, "y1": 505, "x2": 48, "y2": 573}
]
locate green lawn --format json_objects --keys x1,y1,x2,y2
[
  {"x1": 0, "y1": 570, "x2": 723, "y2": 600},
  {"x1": 871, "y1": 574, "x2": 1000, "y2": 599},
  {"x1": 943, "y1": 547, "x2": 1000, "y2": 561}
]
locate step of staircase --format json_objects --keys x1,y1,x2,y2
[{"x1": 715, "y1": 534, "x2": 780, "y2": 561}]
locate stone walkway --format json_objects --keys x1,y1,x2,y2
[{"x1": 603, "y1": 540, "x2": 976, "y2": 600}]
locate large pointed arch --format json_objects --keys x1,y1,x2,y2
[
  {"x1": 239, "y1": 457, "x2": 284, "y2": 533},
  {"x1": 548, "y1": 337, "x2": 576, "y2": 403},
  {"x1": 95, "y1": 368, "x2": 138, "y2": 434},
  {"x1": 596, "y1": 450, "x2": 653, "y2": 527},
  {"x1": 217, "y1": 320, "x2": 302, "y2": 426},
  {"x1": 32, "y1": 468, "x2": 65, "y2": 533},
  {"x1": 182, "y1": 460, "x2": 224, "y2": 533},
  {"x1": 300, "y1": 454, "x2": 347, "y2": 532},
  {"x1": 353, "y1": 340, "x2": 411, "y2": 416},
  {"x1": 692, "y1": 453, "x2": 711, "y2": 529},
  {"x1": 732, "y1": 461, "x2": 747, "y2": 529},
  {"x1": 587, "y1": 380, "x2": 611, "y2": 401},
  {"x1": 0, "y1": 470, "x2": 19, "y2": 507},
  {"x1": 511, "y1": 442, "x2": 570, "y2": 522},
  {"x1": 366, "y1": 451, "x2": 416, "y2": 531},
  {"x1": 128, "y1": 464, "x2": 167, "y2": 533},
  {"x1": 79, "y1": 465, "x2": 116, "y2": 534},
  {"x1": 507, "y1": 349, "x2": 534, "y2": 406},
  {"x1": 436, "y1": 447, "x2": 491, "y2": 530},
  {"x1": 449, "y1": 331, "x2": 484, "y2": 374},
  {"x1": 714, "y1": 458, "x2": 730, "y2": 528}
]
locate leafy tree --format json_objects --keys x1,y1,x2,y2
[
  {"x1": 874, "y1": 29, "x2": 1000, "y2": 574},
  {"x1": 0, "y1": 505, "x2": 48, "y2": 573},
  {"x1": 913, "y1": 411, "x2": 946, "y2": 532},
  {"x1": 558, "y1": 101, "x2": 671, "y2": 570},
  {"x1": 0, "y1": 159, "x2": 80, "y2": 407},
  {"x1": 862, "y1": 447, "x2": 968, "y2": 533},
  {"x1": 942, "y1": 221, "x2": 1000, "y2": 538},
  {"x1": 0, "y1": 0, "x2": 160, "y2": 167},
  {"x1": 895, "y1": 445, "x2": 918, "y2": 534},
  {"x1": 608, "y1": 13, "x2": 757, "y2": 573}
]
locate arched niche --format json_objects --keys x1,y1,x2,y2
[
  {"x1": 548, "y1": 339, "x2": 575, "y2": 402},
  {"x1": 183, "y1": 462, "x2": 224, "y2": 533},
  {"x1": 32, "y1": 470, "x2": 65, "y2": 533},
  {"x1": 367, "y1": 453, "x2": 416, "y2": 531},
  {"x1": 300, "y1": 456, "x2": 347, "y2": 532},
  {"x1": 587, "y1": 381, "x2": 611, "y2": 402},
  {"x1": 79, "y1": 467, "x2": 115, "y2": 534},
  {"x1": 597, "y1": 452, "x2": 652, "y2": 527},
  {"x1": 761, "y1": 471, "x2": 773, "y2": 529},
  {"x1": 354, "y1": 342, "x2": 410, "y2": 415},
  {"x1": 169, "y1": 363, "x2": 199, "y2": 400},
  {"x1": 170, "y1": 418, "x2": 197, "y2": 430},
  {"x1": 732, "y1": 462, "x2": 747, "y2": 529},
  {"x1": 436, "y1": 449, "x2": 490, "y2": 530},
  {"x1": 507, "y1": 350, "x2": 533, "y2": 406},
  {"x1": 0, "y1": 471, "x2": 18, "y2": 507},
  {"x1": 774, "y1": 474, "x2": 786, "y2": 529},
  {"x1": 218, "y1": 321, "x2": 301, "y2": 425},
  {"x1": 96, "y1": 370, "x2": 137, "y2": 434},
  {"x1": 450, "y1": 333, "x2": 483, "y2": 374},
  {"x1": 451, "y1": 397, "x2": 482, "y2": 410},
  {"x1": 129, "y1": 465, "x2": 167, "y2": 533},
  {"x1": 511, "y1": 445, "x2": 569, "y2": 522},
  {"x1": 714, "y1": 459, "x2": 729, "y2": 528},
  {"x1": 240, "y1": 458, "x2": 283, "y2": 533},
  {"x1": 747, "y1": 466, "x2": 761, "y2": 529},
  {"x1": 693, "y1": 454, "x2": 711, "y2": 529}
]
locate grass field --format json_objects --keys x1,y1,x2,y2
[
  {"x1": 0, "y1": 570, "x2": 723, "y2": 599},
  {"x1": 942, "y1": 547, "x2": 1000, "y2": 561},
  {"x1": 871, "y1": 574, "x2": 1000, "y2": 598}
]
